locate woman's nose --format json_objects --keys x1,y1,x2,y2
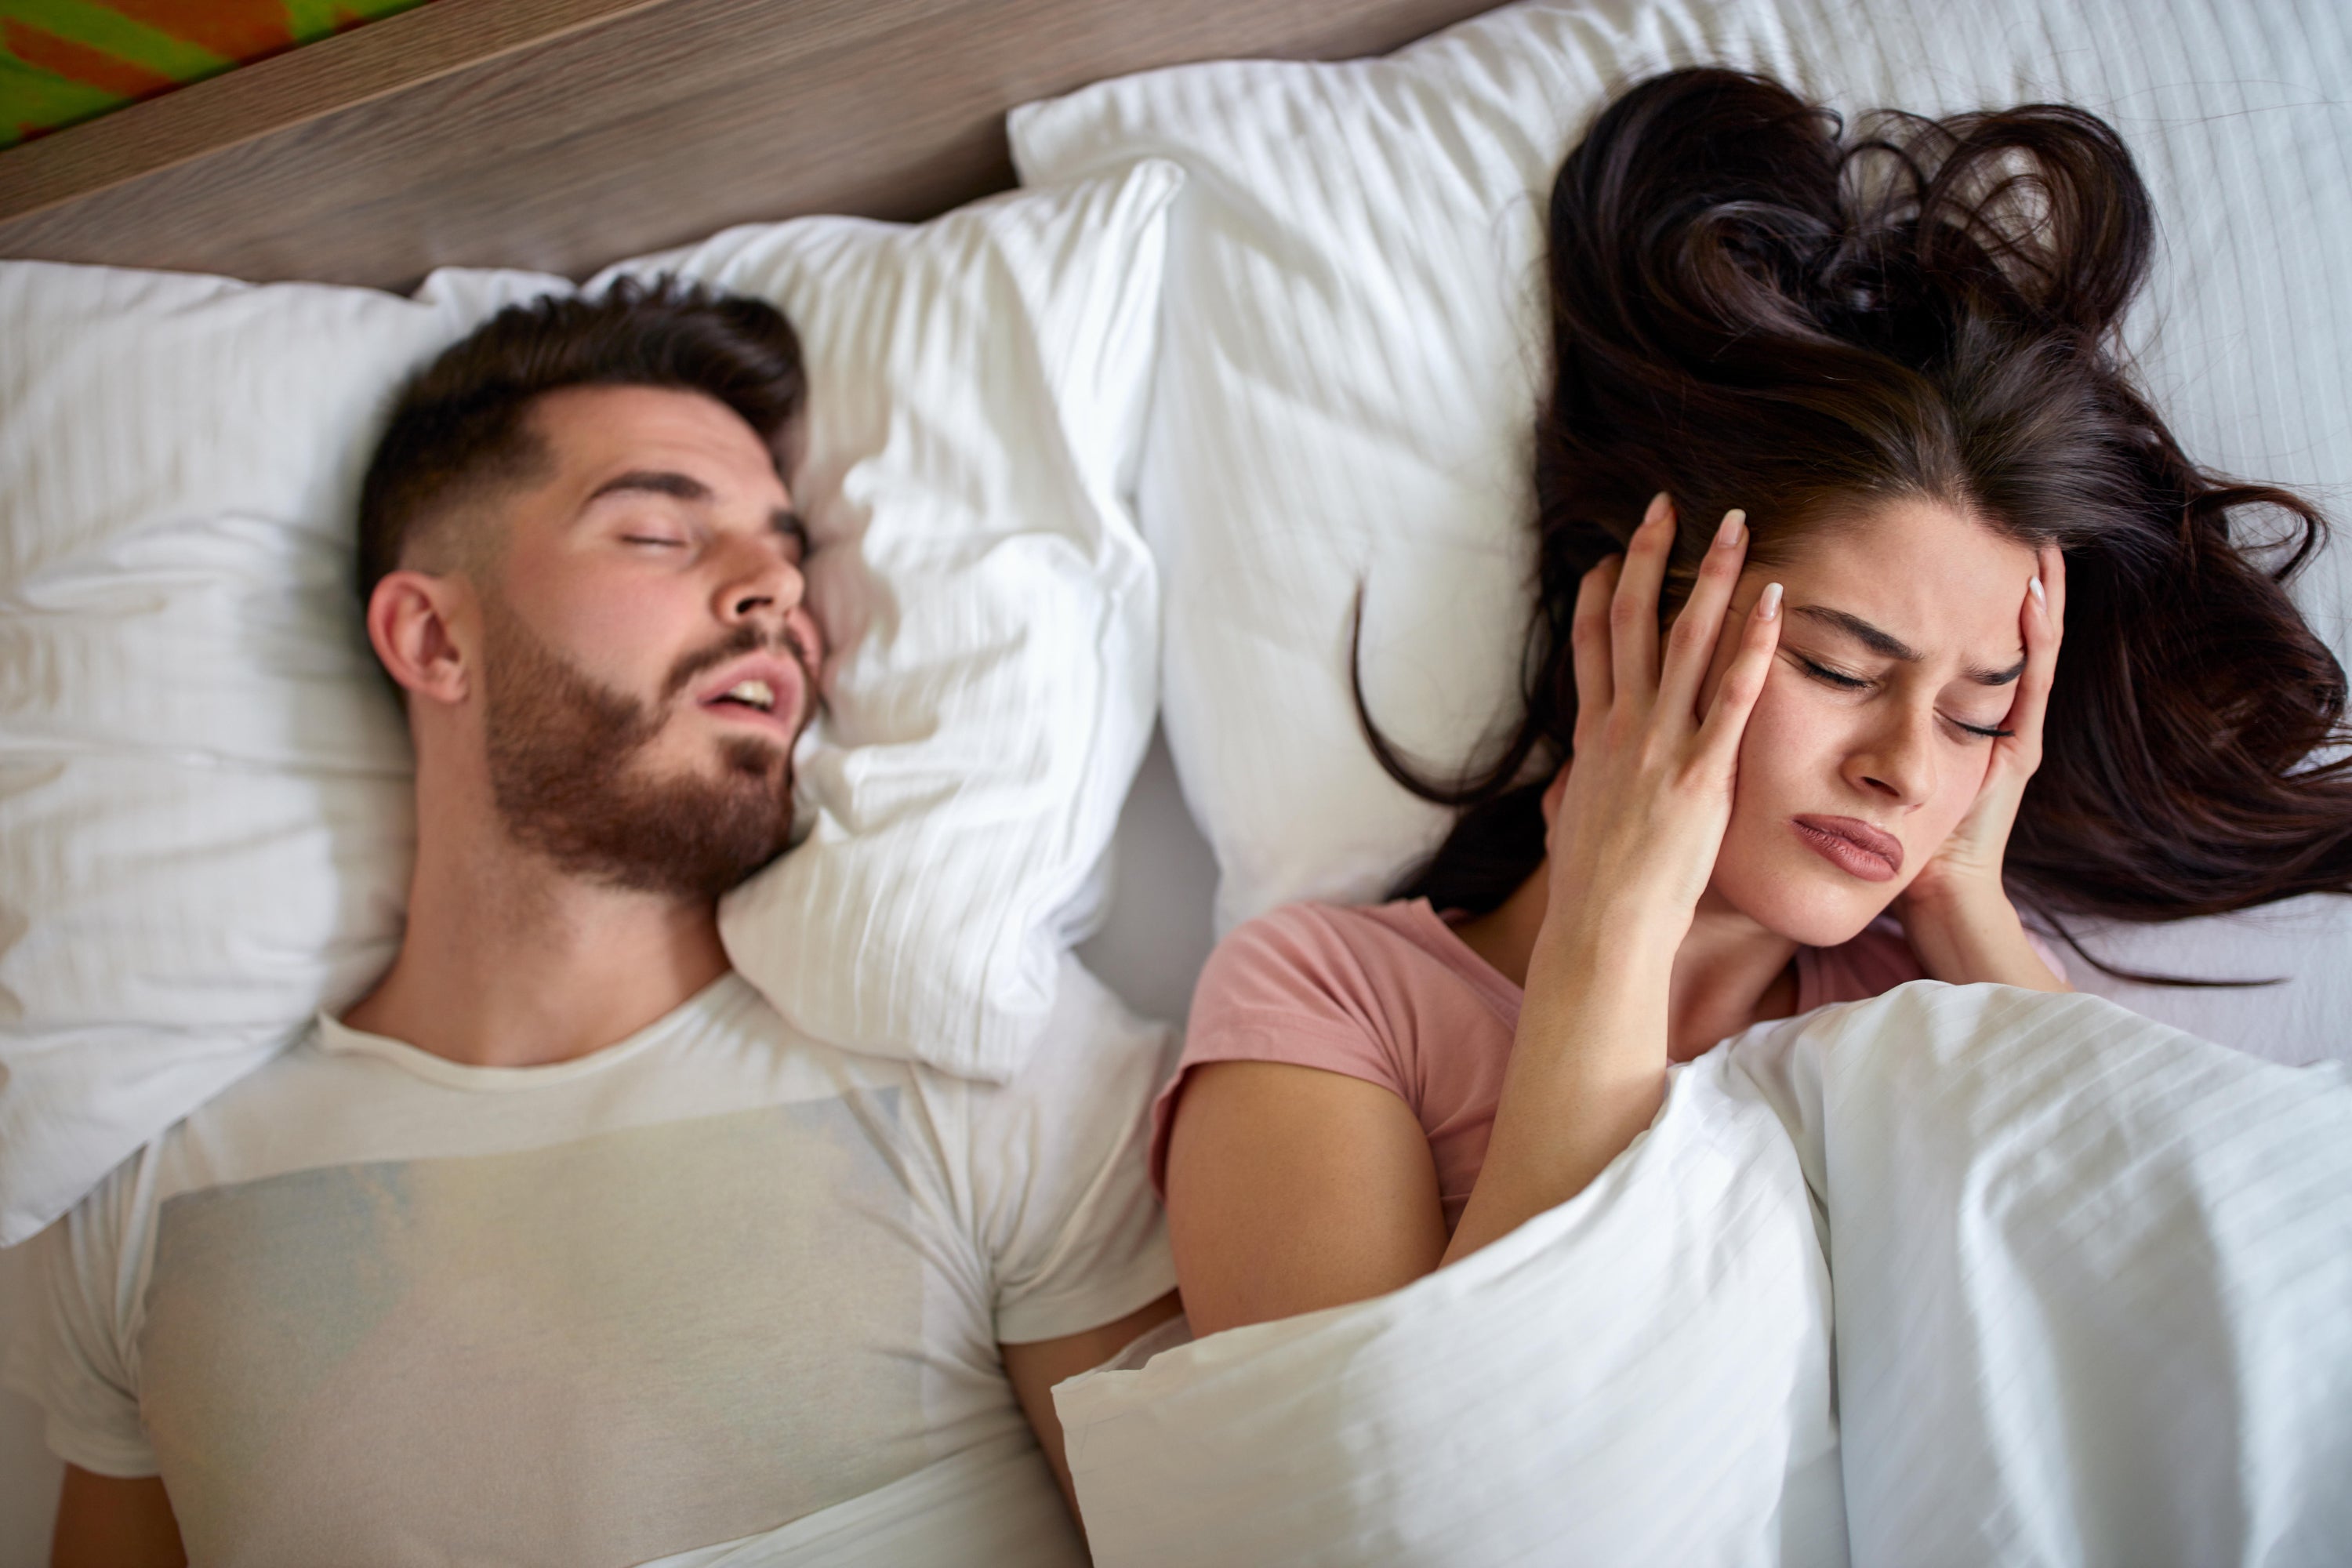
[{"x1": 1848, "y1": 705, "x2": 1937, "y2": 807}]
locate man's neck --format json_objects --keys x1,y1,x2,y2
[{"x1": 342, "y1": 799, "x2": 731, "y2": 1069}]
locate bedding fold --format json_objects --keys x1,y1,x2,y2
[
  {"x1": 1056, "y1": 982, "x2": 2352, "y2": 1566},
  {"x1": 1057, "y1": 1032, "x2": 1845, "y2": 1566}
]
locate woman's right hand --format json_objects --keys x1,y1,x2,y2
[
  {"x1": 1440, "y1": 493, "x2": 1781, "y2": 1265},
  {"x1": 1537, "y1": 493, "x2": 1783, "y2": 955}
]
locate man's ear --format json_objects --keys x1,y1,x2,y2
[{"x1": 366, "y1": 568, "x2": 475, "y2": 706}]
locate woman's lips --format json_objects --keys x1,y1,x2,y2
[{"x1": 1791, "y1": 815, "x2": 1904, "y2": 883}]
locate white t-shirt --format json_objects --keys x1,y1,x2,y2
[{"x1": 5, "y1": 956, "x2": 1175, "y2": 1567}]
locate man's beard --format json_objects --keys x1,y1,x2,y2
[{"x1": 479, "y1": 600, "x2": 807, "y2": 902}]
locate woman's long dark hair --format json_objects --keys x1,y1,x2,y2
[{"x1": 1363, "y1": 68, "x2": 2352, "y2": 970}]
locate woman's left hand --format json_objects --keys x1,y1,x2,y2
[{"x1": 1898, "y1": 546, "x2": 2071, "y2": 989}]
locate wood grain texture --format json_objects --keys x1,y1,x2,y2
[
  {"x1": 0, "y1": 0, "x2": 1504, "y2": 289},
  {"x1": 0, "y1": 0, "x2": 669, "y2": 220}
]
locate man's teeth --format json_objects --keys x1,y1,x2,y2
[{"x1": 724, "y1": 679, "x2": 775, "y2": 712}]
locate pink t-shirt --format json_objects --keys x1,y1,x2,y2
[{"x1": 1152, "y1": 899, "x2": 2030, "y2": 1230}]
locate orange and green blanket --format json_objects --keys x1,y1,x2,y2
[{"x1": 2, "y1": 0, "x2": 430, "y2": 148}]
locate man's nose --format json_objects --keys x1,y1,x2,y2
[{"x1": 716, "y1": 540, "x2": 804, "y2": 626}]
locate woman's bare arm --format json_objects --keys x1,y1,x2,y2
[
  {"x1": 1443, "y1": 499, "x2": 1780, "y2": 1261},
  {"x1": 1900, "y1": 887, "x2": 2071, "y2": 992},
  {"x1": 1164, "y1": 1062, "x2": 1448, "y2": 1336},
  {"x1": 1438, "y1": 917, "x2": 1679, "y2": 1265}
]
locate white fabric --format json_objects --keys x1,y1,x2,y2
[
  {"x1": 1054, "y1": 982, "x2": 2352, "y2": 1566},
  {"x1": 637, "y1": 1430, "x2": 1087, "y2": 1568},
  {"x1": 0, "y1": 162, "x2": 1179, "y2": 1246},
  {"x1": 4, "y1": 956, "x2": 1173, "y2": 1566},
  {"x1": 1059, "y1": 1027, "x2": 1844, "y2": 1567},
  {"x1": 1009, "y1": 0, "x2": 2352, "y2": 1061}
]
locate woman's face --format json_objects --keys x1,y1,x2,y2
[{"x1": 1697, "y1": 496, "x2": 2041, "y2": 946}]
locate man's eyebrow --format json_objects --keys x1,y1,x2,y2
[
  {"x1": 586, "y1": 470, "x2": 713, "y2": 505},
  {"x1": 582, "y1": 470, "x2": 806, "y2": 552},
  {"x1": 1794, "y1": 604, "x2": 2024, "y2": 684}
]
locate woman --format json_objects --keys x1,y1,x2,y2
[{"x1": 1160, "y1": 68, "x2": 2352, "y2": 1335}]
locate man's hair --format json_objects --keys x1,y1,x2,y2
[{"x1": 354, "y1": 275, "x2": 807, "y2": 603}]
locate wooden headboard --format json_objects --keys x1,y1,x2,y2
[{"x1": 0, "y1": 0, "x2": 1502, "y2": 290}]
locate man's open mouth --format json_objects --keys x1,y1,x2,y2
[
  {"x1": 692, "y1": 651, "x2": 809, "y2": 741},
  {"x1": 710, "y1": 678, "x2": 777, "y2": 713}
]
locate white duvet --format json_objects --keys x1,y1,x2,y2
[{"x1": 1055, "y1": 983, "x2": 2352, "y2": 1566}]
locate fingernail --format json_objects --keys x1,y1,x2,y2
[
  {"x1": 1759, "y1": 582, "x2": 1783, "y2": 620},
  {"x1": 1715, "y1": 509, "x2": 1746, "y2": 549},
  {"x1": 1645, "y1": 492, "x2": 1670, "y2": 528},
  {"x1": 2028, "y1": 574, "x2": 2046, "y2": 607}
]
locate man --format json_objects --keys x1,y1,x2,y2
[{"x1": 9, "y1": 280, "x2": 1180, "y2": 1566}]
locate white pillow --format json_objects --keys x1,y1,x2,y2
[
  {"x1": 1009, "y1": 0, "x2": 2352, "y2": 1060},
  {"x1": 0, "y1": 162, "x2": 1179, "y2": 1246}
]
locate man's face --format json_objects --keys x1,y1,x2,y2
[{"x1": 471, "y1": 384, "x2": 824, "y2": 900}]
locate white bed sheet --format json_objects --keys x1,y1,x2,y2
[{"x1": 1055, "y1": 984, "x2": 2352, "y2": 1566}]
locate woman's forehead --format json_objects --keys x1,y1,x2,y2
[{"x1": 1773, "y1": 497, "x2": 2035, "y2": 658}]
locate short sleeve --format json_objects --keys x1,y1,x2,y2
[
  {"x1": 964, "y1": 957, "x2": 1179, "y2": 1346},
  {"x1": 1148, "y1": 903, "x2": 1423, "y2": 1192},
  {"x1": 2, "y1": 1159, "x2": 161, "y2": 1477}
]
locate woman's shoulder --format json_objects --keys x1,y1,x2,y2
[
  {"x1": 1202, "y1": 898, "x2": 1467, "y2": 1003},
  {"x1": 1221, "y1": 897, "x2": 1443, "y2": 953},
  {"x1": 1204, "y1": 893, "x2": 1458, "y2": 982}
]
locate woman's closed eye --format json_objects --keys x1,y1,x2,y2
[
  {"x1": 1793, "y1": 653, "x2": 2013, "y2": 740},
  {"x1": 1794, "y1": 652, "x2": 1869, "y2": 691}
]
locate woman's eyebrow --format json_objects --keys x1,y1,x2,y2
[
  {"x1": 1794, "y1": 604, "x2": 1918, "y2": 660},
  {"x1": 1794, "y1": 604, "x2": 2024, "y2": 684}
]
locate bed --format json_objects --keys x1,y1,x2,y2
[
  {"x1": 0, "y1": 2, "x2": 1501, "y2": 1555},
  {"x1": 3, "y1": 0, "x2": 2347, "y2": 1561}
]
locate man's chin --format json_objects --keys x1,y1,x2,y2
[
  {"x1": 630, "y1": 779, "x2": 796, "y2": 899},
  {"x1": 480, "y1": 607, "x2": 798, "y2": 901},
  {"x1": 715, "y1": 733, "x2": 795, "y2": 780},
  {"x1": 501, "y1": 754, "x2": 798, "y2": 903}
]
